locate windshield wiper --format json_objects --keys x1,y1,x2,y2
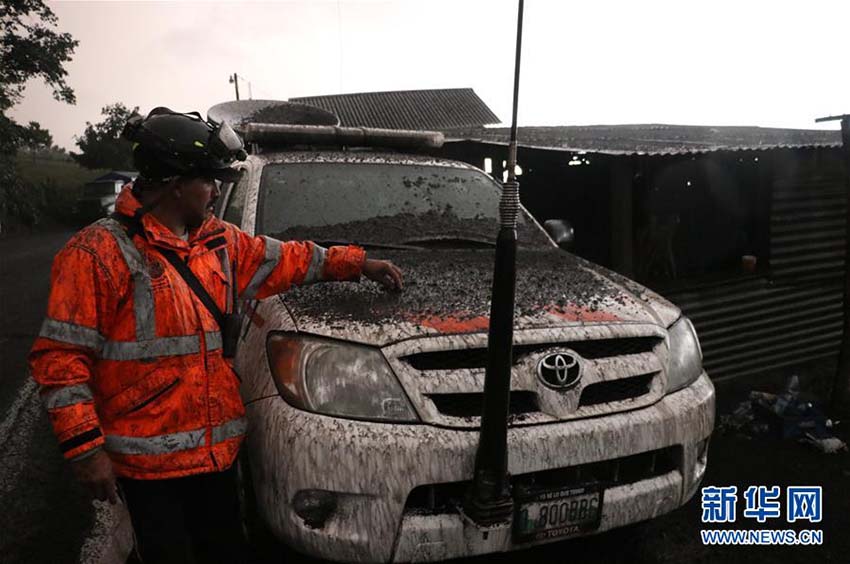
[
  {"x1": 310, "y1": 239, "x2": 423, "y2": 251},
  {"x1": 401, "y1": 236, "x2": 497, "y2": 249}
]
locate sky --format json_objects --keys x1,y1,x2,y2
[{"x1": 10, "y1": 0, "x2": 850, "y2": 151}]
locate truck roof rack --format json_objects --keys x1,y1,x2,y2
[
  {"x1": 242, "y1": 123, "x2": 444, "y2": 150},
  {"x1": 208, "y1": 99, "x2": 444, "y2": 151}
]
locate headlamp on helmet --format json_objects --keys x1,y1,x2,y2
[{"x1": 208, "y1": 120, "x2": 247, "y2": 162}]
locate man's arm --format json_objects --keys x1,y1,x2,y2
[
  {"x1": 232, "y1": 229, "x2": 402, "y2": 300},
  {"x1": 28, "y1": 241, "x2": 118, "y2": 503}
]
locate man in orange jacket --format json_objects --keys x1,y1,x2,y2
[{"x1": 28, "y1": 108, "x2": 403, "y2": 563}]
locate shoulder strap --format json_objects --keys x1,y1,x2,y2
[
  {"x1": 111, "y1": 212, "x2": 226, "y2": 330},
  {"x1": 157, "y1": 248, "x2": 227, "y2": 330}
]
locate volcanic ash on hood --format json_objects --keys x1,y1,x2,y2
[{"x1": 283, "y1": 249, "x2": 666, "y2": 338}]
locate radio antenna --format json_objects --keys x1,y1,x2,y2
[{"x1": 464, "y1": 0, "x2": 524, "y2": 526}]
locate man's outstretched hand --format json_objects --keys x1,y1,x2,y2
[
  {"x1": 362, "y1": 258, "x2": 403, "y2": 291},
  {"x1": 71, "y1": 449, "x2": 118, "y2": 504}
]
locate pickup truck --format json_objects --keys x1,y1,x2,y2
[{"x1": 212, "y1": 103, "x2": 715, "y2": 563}]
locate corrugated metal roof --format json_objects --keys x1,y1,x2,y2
[
  {"x1": 444, "y1": 124, "x2": 842, "y2": 156},
  {"x1": 290, "y1": 88, "x2": 500, "y2": 131}
]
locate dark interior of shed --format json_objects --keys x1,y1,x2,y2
[{"x1": 439, "y1": 141, "x2": 844, "y2": 291}]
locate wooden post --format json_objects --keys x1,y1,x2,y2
[
  {"x1": 754, "y1": 150, "x2": 773, "y2": 272},
  {"x1": 610, "y1": 158, "x2": 634, "y2": 276}
]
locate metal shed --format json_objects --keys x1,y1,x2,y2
[{"x1": 438, "y1": 125, "x2": 845, "y2": 382}]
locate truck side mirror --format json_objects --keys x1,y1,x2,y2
[{"x1": 543, "y1": 219, "x2": 575, "y2": 249}]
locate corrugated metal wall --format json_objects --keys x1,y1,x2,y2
[
  {"x1": 666, "y1": 277, "x2": 843, "y2": 381},
  {"x1": 666, "y1": 149, "x2": 846, "y2": 381},
  {"x1": 770, "y1": 156, "x2": 846, "y2": 283}
]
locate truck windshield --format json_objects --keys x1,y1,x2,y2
[{"x1": 258, "y1": 162, "x2": 552, "y2": 249}]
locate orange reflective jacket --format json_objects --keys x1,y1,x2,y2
[{"x1": 29, "y1": 185, "x2": 365, "y2": 479}]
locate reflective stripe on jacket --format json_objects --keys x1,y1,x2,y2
[{"x1": 29, "y1": 185, "x2": 365, "y2": 479}]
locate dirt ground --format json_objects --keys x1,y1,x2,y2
[{"x1": 0, "y1": 228, "x2": 94, "y2": 564}]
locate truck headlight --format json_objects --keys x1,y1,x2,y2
[
  {"x1": 267, "y1": 333, "x2": 419, "y2": 422},
  {"x1": 666, "y1": 317, "x2": 703, "y2": 393}
]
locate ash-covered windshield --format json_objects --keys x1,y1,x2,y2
[{"x1": 258, "y1": 162, "x2": 552, "y2": 248}]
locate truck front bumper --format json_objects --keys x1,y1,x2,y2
[{"x1": 245, "y1": 371, "x2": 714, "y2": 563}]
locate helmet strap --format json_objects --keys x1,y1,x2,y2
[{"x1": 122, "y1": 180, "x2": 173, "y2": 239}]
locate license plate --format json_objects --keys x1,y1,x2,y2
[{"x1": 513, "y1": 485, "x2": 603, "y2": 543}]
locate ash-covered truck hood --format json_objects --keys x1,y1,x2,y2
[{"x1": 282, "y1": 248, "x2": 680, "y2": 347}]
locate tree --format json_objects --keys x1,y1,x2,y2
[
  {"x1": 0, "y1": 114, "x2": 24, "y2": 155},
  {"x1": 71, "y1": 103, "x2": 140, "y2": 170},
  {"x1": 1, "y1": 0, "x2": 78, "y2": 153},
  {"x1": 1, "y1": 1, "x2": 74, "y2": 159},
  {"x1": 19, "y1": 121, "x2": 53, "y2": 151},
  {"x1": 0, "y1": 0, "x2": 77, "y2": 231}
]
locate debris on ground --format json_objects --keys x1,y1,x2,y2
[
  {"x1": 801, "y1": 434, "x2": 848, "y2": 454},
  {"x1": 718, "y1": 375, "x2": 846, "y2": 454}
]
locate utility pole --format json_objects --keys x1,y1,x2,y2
[
  {"x1": 228, "y1": 73, "x2": 253, "y2": 100},
  {"x1": 464, "y1": 0, "x2": 524, "y2": 526},
  {"x1": 229, "y1": 72, "x2": 240, "y2": 100},
  {"x1": 816, "y1": 114, "x2": 850, "y2": 417}
]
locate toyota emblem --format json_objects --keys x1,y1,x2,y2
[{"x1": 537, "y1": 352, "x2": 581, "y2": 390}]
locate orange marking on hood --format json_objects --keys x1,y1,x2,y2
[
  {"x1": 547, "y1": 303, "x2": 620, "y2": 322},
  {"x1": 412, "y1": 314, "x2": 490, "y2": 333},
  {"x1": 249, "y1": 310, "x2": 266, "y2": 328}
]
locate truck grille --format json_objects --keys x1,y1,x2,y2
[
  {"x1": 427, "y1": 391, "x2": 538, "y2": 419},
  {"x1": 404, "y1": 446, "x2": 680, "y2": 514},
  {"x1": 425, "y1": 372, "x2": 656, "y2": 418},
  {"x1": 402, "y1": 337, "x2": 660, "y2": 371},
  {"x1": 578, "y1": 372, "x2": 656, "y2": 407},
  {"x1": 387, "y1": 331, "x2": 667, "y2": 428}
]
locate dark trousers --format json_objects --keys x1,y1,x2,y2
[{"x1": 119, "y1": 464, "x2": 250, "y2": 564}]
